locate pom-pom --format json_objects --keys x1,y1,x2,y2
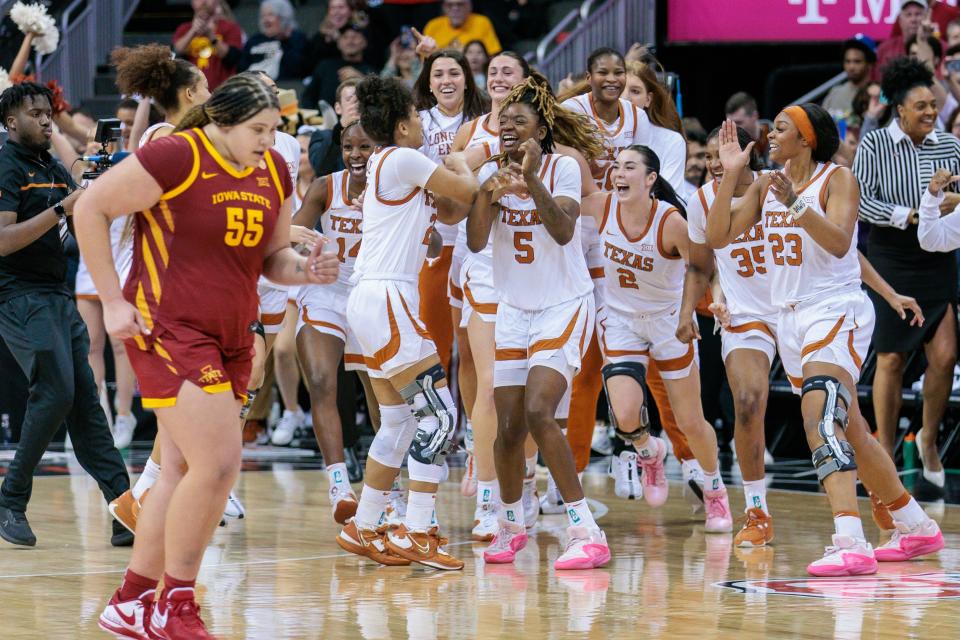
[
  {"x1": 0, "y1": 67, "x2": 11, "y2": 93},
  {"x1": 9, "y1": 2, "x2": 56, "y2": 36},
  {"x1": 33, "y1": 27, "x2": 59, "y2": 55}
]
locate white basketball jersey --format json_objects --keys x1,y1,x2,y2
[
  {"x1": 687, "y1": 176, "x2": 776, "y2": 319},
  {"x1": 464, "y1": 113, "x2": 499, "y2": 157},
  {"x1": 420, "y1": 106, "x2": 465, "y2": 246},
  {"x1": 483, "y1": 154, "x2": 592, "y2": 310},
  {"x1": 600, "y1": 194, "x2": 684, "y2": 316},
  {"x1": 354, "y1": 146, "x2": 438, "y2": 282},
  {"x1": 320, "y1": 169, "x2": 363, "y2": 288},
  {"x1": 138, "y1": 122, "x2": 173, "y2": 149},
  {"x1": 760, "y1": 163, "x2": 861, "y2": 308},
  {"x1": 561, "y1": 94, "x2": 650, "y2": 190}
]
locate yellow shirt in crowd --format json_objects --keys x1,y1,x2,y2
[{"x1": 423, "y1": 14, "x2": 502, "y2": 54}]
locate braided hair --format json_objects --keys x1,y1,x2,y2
[
  {"x1": 492, "y1": 75, "x2": 604, "y2": 165},
  {"x1": 175, "y1": 74, "x2": 279, "y2": 132}
]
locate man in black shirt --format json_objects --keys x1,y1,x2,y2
[{"x1": 0, "y1": 83, "x2": 131, "y2": 547}]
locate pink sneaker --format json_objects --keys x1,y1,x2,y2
[
  {"x1": 807, "y1": 535, "x2": 877, "y2": 577},
  {"x1": 460, "y1": 454, "x2": 477, "y2": 497},
  {"x1": 874, "y1": 519, "x2": 944, "y2": 562},
  {"x1": 98, "y1": 588, "x2": 154, "y2": 639},
  {"x1": 483, "y1": 524, "x2": 528, "y2": 564},
  {"x1": 554, "y1": 526, "x2": 611, "y2": 570},
  {"x1": 703, "y1": 487, "x2": 733, "y2": 533},
  {"x1": 638, "y1": 437, "x2": 668, "y2": 507}
]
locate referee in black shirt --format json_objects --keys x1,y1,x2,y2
[{"x1": 0, "y1": 83, "x2": 131, "y2": 547}]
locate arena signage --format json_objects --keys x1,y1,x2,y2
[{"x1": 667, "y1": 0, "x2": 958, "y2": 42}]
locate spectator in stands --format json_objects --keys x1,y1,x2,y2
[
  {"x1": 853, "y1": 57, "x2": 960, "y2": 487},
  {"x1": 309, "y1": 77, "x2": 361, "y2": 176},
  {"x1": 173, "y1": 0, "x2": 244, "y2": 90},
  {"x1": 946, "y1": 103, "x2": 960, "y2": 135},
  {"x1": 464, "y1": 40, "x2": 489, "y2": 90},
  {"x1": 238, "y1": 0, "x2": 308, "y2": 80},
  {"x1": 381, "y1": 34, "x2": 422, "y2": 88},
  {"x1": 423, "y1": 0, "x2": 501, "y2": 54},
  {"x1": 854, "y1": 81, "x2": 890, "y2": 135},
  {"x1": 822, "y1": 38, "x2": 876, "y2": 123},
  {"x1": 681, "y1": 128, "x2": 707, "y2": 203},
  {"x1": 891, "y1": 0, "x2": 960, "y2": 39},
  {"x1": 937, "y1": 43, "x2": 960, "y2": 127},
  {"x1": 624, "y1": 61, "x2": 686, "y2": 190},
  {"x1": 302, "y1": 25, "x2": 375, "y2": 109},
  {"x1": 724, "y1": 91, "x2": 772, "y2": 167},
  {"x1": 309, "y1": 0, "x2": 356, "y2": 62},
  {"x1": 876, "y1": 1, "x2": 926, "y2": 79},
  {"x1": 948, "y1": 16, "x2": 960, "y2": 47}
]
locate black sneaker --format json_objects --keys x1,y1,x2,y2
[
  {"x1": 345, "y1": 446, "x2": 363, "y2": 483},
  {"x1": 110, "y1": 519, "x2": 134, "y2": 547},
  {"x1": 0, "y1": 506, "x2": 37, "y2": 547}
]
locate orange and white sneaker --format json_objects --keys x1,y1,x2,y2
[
  {"x1": 109, "y1": 489, "x2": 147, "y2": 535},
  {"x1": 386, "y1": 524, "x2": 464, "y2": 570},
  {"x1": 734, "y1": 508, "x2": 774, "y2": 548},
  {"x1": 330, "y1": 484, "x2": 359, "y2": 525},
  {"x1": 99, "y1": 587, "x2": 154, "y2": 639},
  {"x1": 336, "y1": 519, "x2": 411, "y2": 566},
  {"x1": 460, "y1": 454, "x2": 477, "y2": 497},
  {"x1": 807, "y1": 535, "x2": 877, "y2": 577}
]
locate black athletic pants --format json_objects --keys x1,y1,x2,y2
[{"x1": 0, "y1": 291, "x2": 129, "y2": 513}]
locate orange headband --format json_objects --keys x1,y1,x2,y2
[{"x1": 783, "y1": 105, "x2": 817, "y2": 150}]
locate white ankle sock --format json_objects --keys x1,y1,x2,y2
[
  {"x1": 525, "y1": 455, "x2": 537, "y2": 479},
  {"x1": 702, "y1": 468, "x2": 724, "y2": 492},
  {"x1": 742, "y1": 478, "x2": 769, "y2": 514},
  {"x1": 477, "y1": 479, "x2": 499, "y2": 508},
  {"x1": 132, "y1": 459, "x2": 161, "y2": 500},
  {"x1": 405, "y1": 491, "x2": 436, "y2": 532},
  {"x1": 564, "y1": 498, "x2": 597, "y2": 529},
  {"x1": 501, "y1": 499, "x2": 525, "y2": 529},
  {"x1": 834, "y1": 515, "x2": 865, "y2": 540},
  {"x1": 355, "y1": 484, "x2": 391, "y2": 529},
  {"x1": 891, "y1": 497, "x2": 927, "y2": 528},
  {"x1": 326, "y1": 462, "x2": 348, "y2": 489},
  {"x1": 636, "y1": 436, "x2": 660, "y2": 459}
]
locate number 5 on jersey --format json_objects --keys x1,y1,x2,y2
[
  {"x1": 224, "y1": 207, "x2": 264, "y2": 247},
  {"x1": 514, "y1": 231, "x2": 534, "y2": 264}
]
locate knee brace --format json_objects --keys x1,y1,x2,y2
[
  {"x1": 399, "y1": 364, "x2": 456, "y2": 466},
  {"x1": 368, "y1": 406, "x2": 417, "y2": 469},
  {"x1": 408, "y1": 457, "x2": 447, "y2": 483},
  {"x1": 802, "y1": 375, "x2": 857, "y2": 483},
  {"x1": 602, "y1": 362, "x2": 650, "y2": 442}
]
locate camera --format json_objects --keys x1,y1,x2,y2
[{"x1": 81, "y1": 118, "x2": 130, "y2": 180}]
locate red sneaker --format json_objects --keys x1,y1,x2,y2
[
  {"x1": 149, "y1": 588, "x2": 216, "y2": 639},
  {"x1": 99, "y1": 587, "x2": 154, "y2": 639}
]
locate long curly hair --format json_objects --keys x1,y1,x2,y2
[
  {"x1": 492, "y1": 75, "x2": 604, "y2": 164},
  {"x1": 111, "y1": 44, "x2": 201, "y2": 113}
]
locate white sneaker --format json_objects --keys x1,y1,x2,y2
[
  {"x1": 471, "y1": 503, "x2": 499, "y2": 541},
  {"x1": 539, "y1": 472, "x2": 565, "y2": 515},
  {"x1": 916, "y1": 429, "x2": 946, "y2": 488},
  {"x1": 590, "y1": 423, "x2": 613, "y2": 456},
  {"x1": 554, "y1": 526, "x2": 611, "y2": 570},
  {"x1": 612, "y1": 451, "x2": 642, "y2": 500},
  {"x1": 271, "y1": 409, "x2": 303, "y2": 446},
  {"x1": 522, "y1": 476, "x2": 540, "y2": 527},
  {"x1": 681, "y1": 459, "x2": 705, "y2": 513},
  {"x1": 224, "y1": 491, "x2": 245, "y2": 519},
  {"x1": 113, "y1": 414, "x2": 137, "y2": 449},
  {"x1": 807, "y1": 535, "x2": 877, "y2": 577}
]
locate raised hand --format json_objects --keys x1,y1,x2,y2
[
  {"x1": 769, "y1": 161, "x2": 799, "y2": 207},
  {"x1": 411, "y1": 27, "x2": 437, "y2": 58},
  {"x1": 928, "y1": 168, "x2": 960, "y2": 195},
  {"x1": 518, "y1": 138, "x2": 542, "y2": 178},
  {"x1": 718, "y1": 118, "x2": 754, "y2": 173}
]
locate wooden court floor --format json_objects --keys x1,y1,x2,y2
[{"x1": 1, "y1": 462, "x2": 958, "y2": 639}]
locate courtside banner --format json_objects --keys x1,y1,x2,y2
[{"x1": 667, "y1": 0, "x2": 929, "y2": 43}]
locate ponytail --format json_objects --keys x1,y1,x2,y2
[
  {"x1": 174, "y1": 74, "x2": 278, "y2": 133},
  {"x1": 624, "y1": 144, "x2": 687, "y2": 217},
  {"x1": 175, "y1": 104, "x2": 210, "y2": 132}
]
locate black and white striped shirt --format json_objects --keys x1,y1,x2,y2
[{"x1": 853, "y1": 118, "x2": 960, "y2": 230}]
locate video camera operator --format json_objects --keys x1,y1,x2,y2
[{"x1": 0, "y1": 83, "x2": 131, "y2": 548}]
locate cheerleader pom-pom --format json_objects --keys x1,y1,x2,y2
[
  {"x1": 9, "y1": 2, "x2": 56, "y2": 36},
  {"x1": 0, "y1": 68, "x2": 11, "y2": 93},
  {"x1": 33, "y1": 27, "x2": 60, "y2": 55},
  {"x1": 46, "y1": 79, "x2": 71, "y2": 114}
]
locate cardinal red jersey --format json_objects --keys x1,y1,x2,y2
[{"x1": 125, "y1": 128, "x2": 292, "y2": 406}]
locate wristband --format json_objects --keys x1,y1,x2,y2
[
  {"x1": 787, "y1": 197, "x2": 807, "y2": 222},
  {"x1": 54, "y1": 201, "x2": 67, "y2": 220}
]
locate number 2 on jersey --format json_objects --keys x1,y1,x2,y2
[
  {"x1": 224, "y1": 207, "x2": 263, "y2": 247},
  {"x1": 513, "y1": 231, "x2": 534, "y2": 263},
  {"x1": 769, "y1": 233, "x2": 802, "y2": 266}
]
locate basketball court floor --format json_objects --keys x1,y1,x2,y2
[{"x1": 0, "y1": 450, "x2": 957, "y2": 639}]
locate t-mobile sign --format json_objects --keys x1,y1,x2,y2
[{"x1": 668, "y1": 0, "x2": 956, "y2": 42}]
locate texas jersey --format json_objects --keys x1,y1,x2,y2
[
  {"x1": 561, "y1": 94, "x2": 650, "y2": 190},
  {"x1": 318, "y1": 169, "x2": 363, "y2": 289},
  {"x1": 760, "y1": 162, "x2": 861, "y2": 308},
  {"x1": 354, "y1": 146, "x2": 439, "y2": 281},
  {"x1": 600, "y1": 194, "x2": 683, "y2": 317},
  {"x1": 128, "y1": 128, "x2": 291, "y2": 350},
  {"x1": 482, "y1": 154, "x2": 592, "y2": 310},
  {"x1": 419, "y1": 106, "x2": 464, "y2": 246},
  {"x1": 687, "y1": 175, "x2": 776, "y2": 319}
]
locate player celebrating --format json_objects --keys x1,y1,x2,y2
[
  {"x1": 707, "y1": 105, "x2": 944, "y2": 576},
  {"x1": 469, "y1": 77, "x2": 611, "y2": 570},
  {"x1": 75, "y1": 75, "x2": 339, "y2": 638},
  {"x1": 581, "y1": 145, "x2": 733, "y2": 531},
  {"x1": 335, "y1": 76, "x2": 479, "y2": 571},
  {"x1": 292, "y1": 120, "x2": 377, "y2": 524}
]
